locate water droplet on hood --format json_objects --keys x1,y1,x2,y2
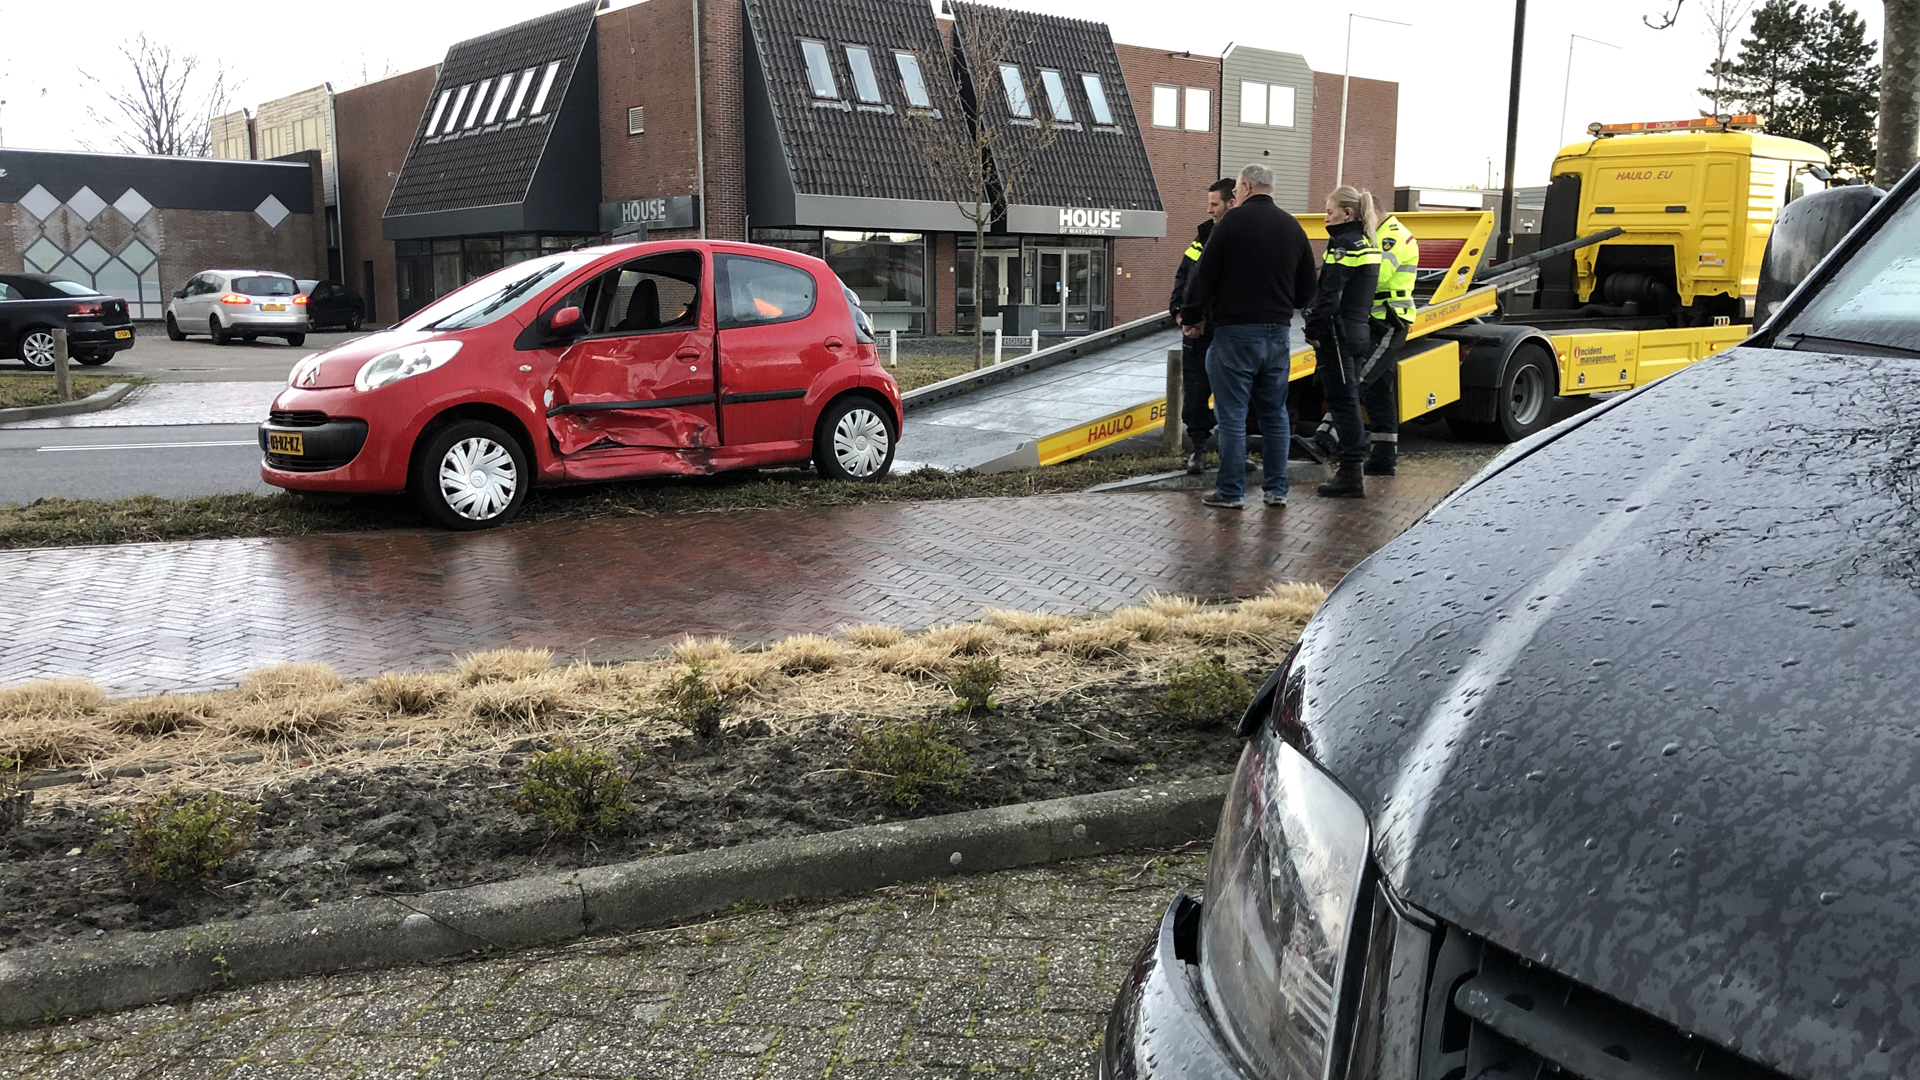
[
  {"x1": 1669, "y1": 847, "x2": 1686, "y2": 866},
  {"x1": 1608, "y1": 740, "x2": 1623, "y2": 751},
  {"x1": 1584, "y1": 837, "x2": 1598, "y2": 850},
  {"x1": 1820, "y1": 890, "x2": 1841, "y2": 905},
  {"x1": 1662, "y1": 742, "x2": 1682, "y2": 756},
  {"x1": 1526, "y1": 770, "x2": 1546, "y2": 782},
  {"x1": 1833, "y1": 992, "x2": 1849, "y2": 1008}
]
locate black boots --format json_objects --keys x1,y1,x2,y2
[
  {"x1": 1365, "y1": 441, "x2": 1397, "y2": 476},
  {"x1": 1317, "y1": 461, "x2": 1366, "y2": 498}
]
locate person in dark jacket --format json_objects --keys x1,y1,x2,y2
[
  {"x1": 1180, "y1": 164, "x2": 1318, "y2": 510},
  {"x1": 1167, "y1": 178, "x2": 1237, "y2": 473},
  {"x1": 1304, "y1": 185, "x2": 1381, "y2": 498}
]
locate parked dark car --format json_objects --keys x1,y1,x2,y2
[
  {"x1": 298, "y1": 279, "x2": 368, "y2": 331},
  {"x1": 0, "y1": 273, "x2": 135, "y2": 369},
  {"x1": 1103, "y1": 178, "x2": 1919, "y2": 1080}
]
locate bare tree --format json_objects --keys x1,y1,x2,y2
[
  {"x1": 1701, "y1": 0, "x2": 1756, "y2": 112},
  {"x1": 1645, "y1": 0, "x2": 1687, "y2": 29},
  {"x1": 902, "y1": 4, "x2": 1058, "y2": 369},
  {"x1": 82, "y1": 35, "x2": 232, "y2": 157}
]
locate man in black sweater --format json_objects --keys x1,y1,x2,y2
[{"x1": 1179, "y1": 163, "x2": 1317, "y2": 509}]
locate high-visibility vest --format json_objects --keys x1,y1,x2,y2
[
  {"x1": 1373, "y1": 215, "x2": 1419, "y2": 322},
  {"x1": 1184, "y1": 237, "x2": 1204, "y2": 263}
]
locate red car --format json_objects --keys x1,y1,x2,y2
[{"x1": 260, "y1": 241, "x2": 902, "y2": 529}]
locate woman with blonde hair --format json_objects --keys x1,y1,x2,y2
[{"x1": 1303, "y1": 184, "x2": 1381, "y2": 498}]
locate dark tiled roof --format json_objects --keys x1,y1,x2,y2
[
  {"x1": 744, "y1": 0, "x2": 973, "y2": 203},
  {"x1": 950, "y1": 2, "x2": 1162, "y2": 212},
  {"x1": 386, "y1": 2, "x2": 597, "y2": 218}
]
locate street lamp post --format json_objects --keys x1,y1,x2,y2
[
  {"x1": 1336, "y1": 12, "x2": 1414, "y2": 189},
  {"x1": 1559, "y1": 34, "x2": 1622, "y2": 145},
  {"x1": 1496, "y1": 0, "x2": 1527, "y2": 264}
]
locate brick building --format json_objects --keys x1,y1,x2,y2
[
  {"x1": 328, "y1": 0, "x2": 1398, "y2": 333},
  {"x1": 0, "y1": 149, "x2": 327, "y2": 321}
]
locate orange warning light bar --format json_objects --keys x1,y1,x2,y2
[{"x1": 1588, "y1": 114, "x2": 1762, "y2": 136}]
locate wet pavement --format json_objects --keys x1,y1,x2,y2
[
  {"x1": 0, "y1": 849, "x2": 1207, "y2": 1079},
  {"x1": 3, "y1": 382, "x2": 284, "y2": 429},
  {"x1": 0, "y1": 451, "x2": 1486, "y2": 695}
]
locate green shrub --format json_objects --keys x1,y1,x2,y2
[
  {"x1": 1158, "y1": 656, "x2": 1252, "y2": 729},
  {"x1": 111, "y1": 790, "x2": 257, "y2": 885},
  {"x1": 946, "y1": 657, "x2": 1003, "y2": 715},
  {"x1": 848, "y1": 721, "x2": 968, "y2": 810},
  {"x1": 511, "y1": 741, "x2": 639, "y2": 837},
  {"x1": 656, "y1": 659, "x2": 731, "y2": 738}
]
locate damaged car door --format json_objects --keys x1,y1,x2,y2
[{"x1": 544, "y1": 250, "x2": 715, "y2": 471}]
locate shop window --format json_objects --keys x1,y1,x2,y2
[
  {"x1": 845, "y1": 45, "x2": 883, "y2": 104},
  {"x1": 1080, "y1": 73, "x2": 1114, "y2": 126},
  {"x1": 717, "y1": 254, "x2": 817, "y2": 328},
  {"x1": 1039, "y1": 70, "x2": 1075, "y2": 124},
  {"x1": 750, "y1": 228, "x2": 825, "y2": 258},
  {"x1": 1151, "y1": 84, "x2": 1178, "y2": 128},
  {"x1": 1000, "y1": 65, "x2": 1033, "y2": 119},
  {"x1": 505, "y1": 68, "x2": 538, "y2": 120},
  {"x1": 895, "y1": 51, "x2": 932, "y2": 109},
  {"x1": 485, "y1": 78, "x2": 513, "y2": 125},
  {"x1": 1184, "y1": 87, "x2": 1210, "y2": 132},
  {"x1": 529, "y1": 61, "x2": 562, "y2": 114},
  {"x1": 801, "y1": 40, "x2": 840, "y2": 100},
  {"x1": 823, "y1": 230, "x2": 925, "y2": 334}
]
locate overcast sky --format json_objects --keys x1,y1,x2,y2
[{"x1": 0, "y1": 0, "x2": 1883, "y2": 189}]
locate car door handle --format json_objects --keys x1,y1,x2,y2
[
  {"x1": 824, "y1": 337, "x2": 844, "y2": 349},
  {"x1": 675, "y1": 347, "x2": 701, "y2": 360}
]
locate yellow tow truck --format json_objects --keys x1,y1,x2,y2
[{"x1": 1297, "y1": 113, "x2": 1832, "y2": 441}]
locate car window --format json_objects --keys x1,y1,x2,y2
[
  {"x1": 717, "y1": 254, "x2": 817, "y2": 329},
  {"x1": 1777, "y1": 189, "x2": 1920, "y2": 353},
  {"x1": 0, "y1": 283, "x2": 17, "y2": 301},
  {"x1": 576, "y1": 251, "x2": 702, "y2": 336},
  {"x1": 403, "y1": 252, "x2": 604, "y2": 332},
  {"x1": 233, "y1": 276, "x2": 296, "y2": 296}
]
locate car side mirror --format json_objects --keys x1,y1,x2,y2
[
  {"x1": 548, "y1": 305, "x2": 585, "y2": 341},
  {"x1": 173, "y1": 289, "x2": 187, "y2": 299},
  {"x1": 1755, "y1": 184, "x2": 1886, "y2": 324}
]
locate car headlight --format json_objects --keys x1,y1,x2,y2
[
  {"x1": 354, "y1": 341, "x2": 462, "y2": 392},
  {"x1": 286, "y1": 353, "x2": 323, "y2": 388},
  {"x1": 1200, "y1": 723, "x2": 1370, "y2": 1079}
]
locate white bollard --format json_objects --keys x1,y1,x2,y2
[
  {"x1": 888, "y1": 328, "x2": 898, "y2": 367},
  {"x1": 1030, "y1": 329, "x2": 1041, "y2": 355},
  {"x1": 993, "y1": 328, "x2": 1003, "y2": 365}
]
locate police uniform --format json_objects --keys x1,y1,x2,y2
[
  {"x1": 1360, "y1": 214, "x2": 1418, "y2": 474},
  {"x1": 1304, "y1": 217, "x2": 1380, "y2": 488},
  {"x1": 1168, "y1": 219, "x2": 1216, "y2": 467}
]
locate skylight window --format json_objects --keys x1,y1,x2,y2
[
  {"x1": 528, "y1": 61, "x2": 562, "y2": 114},
  {"x1": 446, "y1": 85, "x2": 473, "y2": 133},
  {"x1": 1039, "y1": 69, "x2": 1074, "y2": 123},
  {"x1": 999, "y1": 64, "x2": 1032, "y2": 119},
  {"x1": 1081, "y1": 73, "x2": 1114, "y2": 125},
  {"x1": 845, "y1": 45, "x2": 883, "y2": 104},
  {"x1": 895, "y1": 51, "x2": 932, "y2": 108},
  {"x1": 425, "y1": 89, "x2": 453, "y2": 136},
  {"x1": 484, "y1": 77, "x2": 513, "y2": 124},
  {"x1": 504, "y1": 68, "x2": 537, "y2": 120},
  {"x1": 801, "y1": 40, "x2": 839, "y2": 99},
  {"x1": 464, "y1": 78, "x2": 492, "y2": 128}
]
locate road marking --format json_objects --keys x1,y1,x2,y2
[{"x1": 37, "y1": 440, "x2": 258, "y2": 453}]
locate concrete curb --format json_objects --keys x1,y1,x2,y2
[
  {"x1": 900, "y1": 313, "x2": 1175, "y2": 413},
  {"x1": 0, "y1": 775, "x2": 1229, "y2": 1026},
  {"x1": 0, "y1": 382, "x2": 136, "y2": 426}
]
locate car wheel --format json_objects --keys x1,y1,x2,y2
[
  {"x1": 1495, "y1": 346, "x2": 1556, "y2": 442},
  {"x1": 16, "y1": 328, "x2": 57, "y2": 370},
  {"x1": 814, "y1": 396, "x2": 895, "y2": 482},
  {"x1": 411, "y1": 419, "x2": 530, "y2": 530},
  {"x1": 285, "y1": 333, "x2": 306, "y2": 347},
  {"x1": 346, "y1": 314, "x2": 362, "y2": 332},
  {"x1": 209, "y1": 315, "x2": 231, "y2": 347},
  {"x1": 75, "y1": 353, "x2": 112, "y2": 367},
  {"x1": 165, "y1": 314, "x2": 186, "y2": 341}
]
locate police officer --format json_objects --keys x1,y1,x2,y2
[
  {"x1": 1358, "y1": 212, "x2": 1419, "y2": 474},
  {"x1": 1168, "y1": 178, "x2": 1237, "y2": 473},
  {"x1": 1305, "y1": 185, "x2": 1381, "y2": 498}
]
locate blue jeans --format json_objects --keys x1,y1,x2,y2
[{"x1": 1204, "y1": 323, "x2": 1292, "y2": 502}]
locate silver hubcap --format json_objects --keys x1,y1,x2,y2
[
  {"x1": 20, "y1": 332, "x2": 53, "y2": 368},
  {"x1": 438, "y1": 437, "x2": 519, "y2": 521},
  {"x1": 1509, "y1": 365, "x2": 1545, "y2": 428},
  {"x1": 833, "y1": 408, "x2": 890, "y2": 477}
]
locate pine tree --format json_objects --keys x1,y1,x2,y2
[
  {"x1": 1720, "y1": 0, "x2": 1811, "y2": 123},
  {"x1": 1720, "y1": 0, "x2": 1881, "y2": 177}
]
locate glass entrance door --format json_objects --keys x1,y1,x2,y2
[{"x1": 1037, "y1": 248, "x2": 1096, "y2": 332}]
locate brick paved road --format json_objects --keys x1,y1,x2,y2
[
  {"x1": 3, "y1": 456, "x2": 1482, "y2": 695},
  {"x1": 0, "y1": 849, "x2": 1207, "y2": 1079}
]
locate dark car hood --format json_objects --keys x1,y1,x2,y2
[{"x1": 1298, "y1": 347, "x2": 1920, "y2": 1080}]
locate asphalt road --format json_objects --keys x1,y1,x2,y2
[
  {"x1": 0, "y1": 326, "x2": 369, "y2": 383},
  {"x1": 0, "y1": 423, "x2": 271, "y2": 504}
]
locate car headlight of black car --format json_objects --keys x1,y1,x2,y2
[{"x1": 1200, "y1": 724, "x2": 1370, "y2": 1080}]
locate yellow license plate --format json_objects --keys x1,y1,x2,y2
[
  {"x1": 263, "y1": 303, "x2": 286, "y2": 312},
  {"x1": 268, "y1": 432, "x2": 304, "y2": 455},
  {"x1": 114, "y1": 329, "x2": 131, "y2": 339}
]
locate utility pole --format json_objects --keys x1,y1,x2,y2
[
  {"x1": 1878, "y1": 0, "x2": 1920, "y2": 185},
  {"x1": 1498, "y1": 0, "x2": 1527, "y2": 263}
]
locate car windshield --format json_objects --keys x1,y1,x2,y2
[
  {"x1": 1777, "y1": 189, "x2": 1920, "y2": 353},
  {"x1": 233, "y1": 276, "x2": 297, "y2": 296},
  {"x1": 46, "y1": 280, "x2": 96, "y2": 297},
  {"x1": 402, "y1": 253, "x2": 602, "y2": 332}
]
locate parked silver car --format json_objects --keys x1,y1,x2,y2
[{"x1": 165, "y1": 270, "x2": 309, "y2": 346}]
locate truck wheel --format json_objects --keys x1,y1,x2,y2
[
  {"x1": 1494, "y1": 346, "x2": 1555, "y2": 441},
  {"x1": 814, "y1": 396, "x2": 895, "y2": 481},
  {"x1": 410, "y1": 419, "x2": 530, "y2": 530}
]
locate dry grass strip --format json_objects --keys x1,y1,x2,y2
[{"x1": 0, "y1": 582, "x2": 1328, "y2": 805}]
